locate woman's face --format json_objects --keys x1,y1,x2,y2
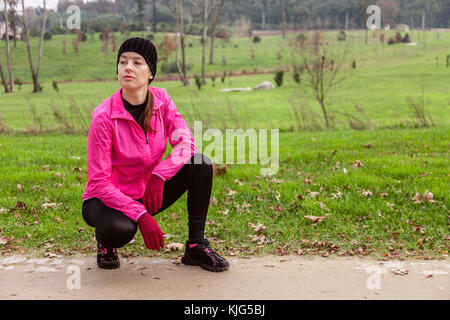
[{"x1": 117, "y1": 51, "x2": 153, "y2": 90}]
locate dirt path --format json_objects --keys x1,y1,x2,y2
[{"x1": 0, "y1": 254, "x2": 448, "y2": 300}]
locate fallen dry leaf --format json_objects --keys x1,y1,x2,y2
[
  {"x1": 307, "y1": 191, "x2": 320, "y2": 198},
  {"x1": 218, "y1": 209, "x2": 229, "y2": 216},
  {"x1": 0, "y1": 235, "x2": 14, "y2": 245},
  {"x1": 392, "y1": 269, "x2": 409, "y2": 275},
  {"x1": 42, "y1": 202, "x2": 58, "y2": 209},
  {"x1": 304, "y1": 214, "x2": 329, "y2": 223},
  {"x1": 352, "y1": 160, "x2": 363, "y2": 168},
  {"x1": 248, "y1": 234, "x2": 267, "y2": 245},
  {"x1": 166, "y1": 243, "x2": 184, "y2": 251},
  {"x1": 411, "y1": 190, "x2": 436, "y2": 204},
  {"x1": 422, "y1": 190, "x2": 436, "y2": 203},
  {"x1": 248, "y1": 222, "x2": 266, "y2": 234},
  {"x1": 362, "y1": 189, "x2": 373, "y2": 197},
  {"x1": 363, "y1": 143, "x2": 373, "y2": 148},
  {"x1": 271, "y1": 178, "x2": 283, "y2": 184},
  {"x1": 213, "y1": 164, "x2": 230, "y2": 176},
  {"x1": 16, "y1": 184, "x2": 24, "y2": 192}
]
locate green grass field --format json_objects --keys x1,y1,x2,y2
[{"x1": 0, "y1": 30, "x2": 449, "y2": 259}]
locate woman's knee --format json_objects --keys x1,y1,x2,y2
[
  {"x1": 191, "y1": 153, "x2": 213, "y2": 174},
  {"x1": 97, "y1": 219, "x2": 137, "y2": 248}
]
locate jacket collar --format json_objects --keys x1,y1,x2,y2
[{"x1": 111, "y1": 87, "x2": 163, "y2": 120}]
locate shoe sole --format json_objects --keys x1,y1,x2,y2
[
  {"x1": 181, "y1": 255, "x2": 229, "y2": 272},
  {"x1": 97, "y1": 258, "x2": 120, "y2": 270}
]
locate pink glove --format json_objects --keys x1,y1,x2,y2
[
  {"x1": 137, "y1": 213, "x2": 164, "y2": 251},
  {"x1": 143, "y1": 174, "x2": 165, "y2": 214}
]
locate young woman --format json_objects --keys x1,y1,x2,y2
[{"x1": 81, "y1": 38, "x2": 229, "y2": 272}]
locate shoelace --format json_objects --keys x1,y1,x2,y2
[{"x1": 204, "y1": 248, "x2": 218, "y2": 266}]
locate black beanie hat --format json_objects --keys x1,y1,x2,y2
[{"x1": 117, "y1": 37, "x2": 157, "y2": 84}]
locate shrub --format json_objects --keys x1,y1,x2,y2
[
  {"x1": 194, "y1": 74, "x2": 202, "y2": 90},
  {"x1": 14, "y1": 78, "x2": 22, "y2": 91},
  {"x1": 221, "y1": 71, "x2": 226, "y2": 83},
  {"x1": 52, "y1": 80, "x2": 59, "y2": 93},
  {"x1": 337, "y1": 30, "x2": 346, "y2": 41},
  {"x1": 395, "y1": 32, "x2": 402, "y2": 43},
  {"x1": 274, "y1": 70, "x2": 284, "y2": 87},
  {"x1": 216, "y1": 28, "x2": 231, "y2": 42},
  {"x1": 402, "y1": 33, "x2": 411, "y2": 43},
  {"x1": 292, "y1": 65, "x2": 304, "y2": 84},
  {"x1": 387, "y1": 37, "x2": 395, "y2": 45},
  {"x1": 252, "y1": 36, "x2": 261, "y2": 43},
  {"x1": 160, "y1": 61, "x2": 191, "y2": 74},
  {"x1": 146, "y1": 33, "x2": 154, "y2": 41},
  {"x1": 44, "y1": 31, "x2": 52, "y2": 41}
]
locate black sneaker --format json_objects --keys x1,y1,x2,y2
[
  {"x1": 181, "y1": 239, "x2": 230, "y2": 272},
  {"x1": 97, "y1": 241, "x2": 120, "y2": 269}
]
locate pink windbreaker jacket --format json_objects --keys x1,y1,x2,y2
[{"x1": 82, "y1": 86, "x2": 198, "y2": 222}]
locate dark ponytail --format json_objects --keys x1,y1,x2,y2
[{"x1": 138, "y1": 90, "x2": 157, "y2": 133}]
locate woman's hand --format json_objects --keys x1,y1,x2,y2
[
  {"x1": 143, "y1": 174, "x2": 165, "y2": 214},
  {"x1": 137, "y1": 212, "x2": 164, "y2": 251}
]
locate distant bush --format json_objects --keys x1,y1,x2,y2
[
  {"x1": 395, "y1": 32, "x2": 402, "y2": 43},
  {"x1": 402, "y1": 33, "x2": 411, "y2": 43},
  {"x1": 387, "y1": 37, "x2": 395, "y2": 45},
  {"x1": 160, "y1": 61, "x2": 191, "y2": 74},
  {"x1": 146, "y1": 33, "x2": 155, "y2": 41},
  {"x1": 52, "y1": 80, "x2": 59, "y2": 93},
  {"x1": 216, "y1": 28, "x2": 231, "y2": 42},
  {"x1": 292, "y1": 65, "x2": 304, "y2": 84},
  {"x1": 274, "y1": 70, "x2": 284, "y2": 87},
  {"x1": 14, "y1": 78, "x2": 22, "y2": 91},
  {"x1": 252, "y1": 36, "x2": 261, "y2": 43},
  {"x1": 337, "y1": 30, "x2": 346, "y2": 41},
  {"x1": 194, "y1": 74, "x2": 202, "y2": 90},
  {"x1": 44, "y1": 31, "x2": 52, "y2": 41}
]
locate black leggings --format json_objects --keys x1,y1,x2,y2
[{"x1": 82, "y1": 153, "x2": 213, "y2": 248}]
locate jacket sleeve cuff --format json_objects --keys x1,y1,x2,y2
[
  {"x1": 136, "y1": 209, "x2": 148, "y2": 222},
  {"x1": 151, "y1": 172, "x2": 166, "y2": 182}
]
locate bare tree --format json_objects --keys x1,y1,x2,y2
[
  {"x1": 152, "y1": 0, "x2": 157, "y2": 32},
  {"x1": 20, "y1": 0, "x2": 47, "y2": 93},
  {"x1": 201, "y1": 0, "x2": 208, "y2": 84},
  {"x1": 3, "y1": 0, "x2": 14, "y2": 92},
  {"x1": 289, "y1": 32, "x2": 350, "y2": 129},
  {"x1": 280, "y1": 0, "x2": 286, "y2": 38},
  {"x1": 8, "y1": 0, "x2": 19, "y2": 47},
  {"x1": 357, "y1": 0, "x2": 370, "y2": 45},
  {"x1": 208, "y1": 0, "x2": 224, "y2": 65},
  {"x1": 177, "y1": 0, "x2": 189, "y2": 85},
  {"x1": 0, "y1": 52, "x2": 9, "y2": 93}
]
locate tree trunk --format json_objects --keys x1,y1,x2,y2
[
  {"x1": 319, "y1": 99, "x2": 330, "y2": 129},
  {"x1": 152, "y1": 0, "x2": 157, "y2": 32},
  {"x1": 9, "y1": 2, "x2": 17, "y2": 47},
  {"x1": 0, "y1": 55, "x2": 10, "y2": 93},
  {"x1": 177, "y1": 0, "x2": 189, "y2": 86},
  {"x1": 36, "y1": 0, "x2": 47, "y2": 84},
  {"x1": 209, "y1": 0, "x2": 224, "y2": 65},
  {"x1": 280, "y1": 0, "x2": 286, "y2": 38},
  {"x1": 3, "y1": 0, "x2": 14, "y2": 92},
  {"x1": 201, "y1": 0, "x2": 208, "y2": 85},
  {"x1": 21, "y1": 0, "x2": 47, "y2": 93}
]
